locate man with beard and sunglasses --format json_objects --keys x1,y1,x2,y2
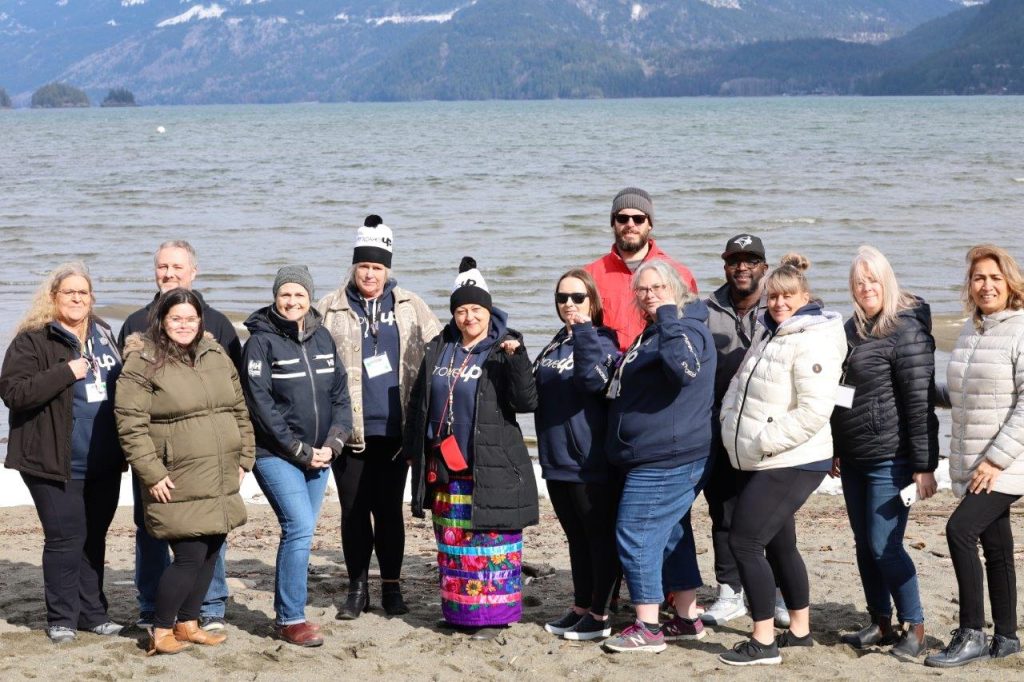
[
  {"x1": 700, "y1": 234, "x2": 784, "y2": 628},
  {"x1": 584, "y1": 188, "x2": 698, "y2": 352}
]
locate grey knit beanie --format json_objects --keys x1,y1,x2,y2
[
  {"x1": 273, "y1": 265, "x2": 314, "y2": 299},
  {"x1": 610, "y1": 187, "x2": 654, "y2": 221}
]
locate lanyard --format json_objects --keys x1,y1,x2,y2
[
  {"x1": 82, "y1": 336, "x2": 103, "y2": 388},
  {"x1": 359, "y1": 296, "x2": 381, "y2": 354},
  {"x1": 439, "y1": 342, "x2": 479, "y2": 436},
  {"x1": 606, "y1": 332, "x2": 644, "y2": 399}
]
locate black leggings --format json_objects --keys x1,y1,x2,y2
[
  {"x1": 729, "y1": 468, "x2": 826, "y2": 622},
  {"x1": 703, "y1": 448, "x2": 742, "y2": 592},
  {"x1": 334, "y1": 437, "x2": 408, "y2": 583},
  {"x1": 547, "y1": 479, "x2": 620, "y2": 616},
  {"x1": 946, "y1": 490, "x2": 1020, "y2": 637},
  {"x1": 22, "y1": 473, "x2": 120, "y2": 628},
  {"x1": 154, "y1": 535, "x2": 226, "y2": 629}
]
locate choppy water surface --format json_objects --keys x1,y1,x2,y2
[{"x1": 2, "y1": 97, "x2": 1022, "y2": 452}]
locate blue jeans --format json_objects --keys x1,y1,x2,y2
[
  {"x1": 841, "y1": 460, "x2": 924, "y2": 624},
  {"x1": 133, "y1": 472, "x2": 228, "y2": 618},
  {"x1": 616, "y1": 459, "x2": 706, "y2": 605},
  {"x1": 254, "y1": 456, "x2": 330, "y2": 625}
]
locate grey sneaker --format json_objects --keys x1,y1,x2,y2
[
  {"x1": 700, "y1": 584, "x2": 747, "y2": 625},
  {"x1": 774, "y1": 591, "x2": 791, "y2": 628},
  {"x1": 200, "y1": 616, "x2": 227, "y2": 631},
  {"x1": 87, "y1": 621, "x2": 124, "y2": 636},
  {"x1": 602, "y1": 621, "x2": 666, "y2": 653},
  {"x1": 46, "y1": 626, "x2": 77, "y2": 644}
]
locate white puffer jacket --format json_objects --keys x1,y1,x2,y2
[
  {"x1": 946, "y1": 309, "x2": 1024, "y2": 497},
  {"x1": 720, "y1": 309, "x2": 846, "y2": 471}
]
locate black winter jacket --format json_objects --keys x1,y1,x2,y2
[
  {"x1": 118, "y1": 290, "x2": 242, "y2": 370},
  {"x1": 830, "y1": 300, "x2": 939, "y2": 472},
  {"x1": 241, "y1": 307, "x2": 352, "y2": 467},
  {"x1": 407, "y1": 315, "x2": 539, "y2": 530},
  {"x1": 1, "y1": 319, "x2": 124, "y2": 481}
]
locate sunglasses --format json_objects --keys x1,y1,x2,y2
[
  {"x1": 613, "y1": 213, "x2": 648, "y2": 226},
  {"x1": 555, "y1": 292, "x2": 588, "y2": 305}
]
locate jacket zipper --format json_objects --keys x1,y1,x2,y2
[
  {"x1": 733, "y1": 332, "x2": 772, "y2": 471},
  {"x1": 299, "y1": 342, "x2": 321, "y2": 443},
  {"x1": 197, "y1": 356, "x2": 230, "y2": 530}
]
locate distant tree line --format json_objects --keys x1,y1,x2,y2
[
  {"x1": 101, "y1": 87, "x2": 137, "y2": 107},
  {"x1": 31, "y1": 82, "x2": 89, "y2": 108}
]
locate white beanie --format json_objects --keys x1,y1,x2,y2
[{"x1": 352, "y1": 214, "x2": 393, "y2": 267}]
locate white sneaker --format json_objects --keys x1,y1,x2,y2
[
  {"x1": 700, "y1": 584, "x2": 748, "y2": 625},
  {"x1": 774, "y1": 591, "x2": 790, "y2": 628}
]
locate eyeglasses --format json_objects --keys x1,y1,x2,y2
[
  {"x1": 614, "y1": 213, "x2": 648, "y2": 226},
  {"x1": 57, "y1": 289, "x2": 91, "y2": 299},
  {"x1": 633, "y1": 283, "x2": 669, "y2": 297},
  {"x1": 166, "y1": 316, "x2": 201, "y2": 327},
  {"x1": 724, "y1": 255, "x2": 765, "y2": 269},
  {"x1": 555, "y1": 292, "x2": 588, "y2": 305}
]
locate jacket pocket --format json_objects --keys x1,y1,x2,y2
[{"x1": 163, "y1": 441, "x2": 174, "y2": 470}]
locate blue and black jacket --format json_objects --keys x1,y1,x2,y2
[
  {"x1": 602, "y1": 301, "x2": 716, "y2": 470},
  {"x1": 533, "y1": 322, "x2": 619, "y2": 483},
  {"x1": 241, "y1": 306, "x2": 352, "y2": 467}
]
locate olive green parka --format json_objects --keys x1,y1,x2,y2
[{"x1": 115, "y1": 333, "x2": 255, "y2": 540}]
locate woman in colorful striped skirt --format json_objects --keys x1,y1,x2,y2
[{"x1": 406, "y1": 257, "x2": 539, "y2": 638}]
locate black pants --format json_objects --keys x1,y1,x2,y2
[
  {"x1": 703, "y1": 448, "x2": 742, "y2": 592},
  {"x1": 154, "y1": 535, "x2": 226, "y2": 629},
  {"x1": 946, "y1": 490, "x2": 1021, "y2": 637},
  {"x1": 547, "y1": 479, "x2": 620, "y2": 616},
  {"x1": 22, "y1": 473, "x2": 120, "y2": 629},
  {"x1": 729, "y1": 468, "x2": 825, "y2": 622},
  {"x1": 334, "y1": 437, "x2": 408, "y2": 583}
]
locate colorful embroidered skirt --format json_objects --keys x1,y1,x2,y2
[{"x1": 432, "y1": 477, "x2": 523, "y2": 627}]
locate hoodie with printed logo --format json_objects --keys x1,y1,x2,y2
[
  {"x1": 601, "y1": 301, "x2": 716, "y2": 470},
  {"x1": 533, "y1": 322, "x2": 619, "y2": 483},
  {"x1": 241, "y1": 306, "x2": 352, "y2": 468}
]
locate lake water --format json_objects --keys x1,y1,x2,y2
[{"x1": 2, "y1": 97, "x2": 1023, "y2": 457}]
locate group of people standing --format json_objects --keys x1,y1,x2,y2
[{"x1": 2, "y1": 188, "x2": 1022, "y2": 670}]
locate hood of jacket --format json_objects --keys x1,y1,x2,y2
[{"x1": 243, "y1": 305, "x2": 323, "y2": 342}]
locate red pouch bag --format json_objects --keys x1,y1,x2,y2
[{"x1": 437, "y1": 434, "x2": 469, "y2": 472}]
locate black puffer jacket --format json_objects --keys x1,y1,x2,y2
[
  {"x1": 830, "y1": 300, "x2": 939, "y2": 472},
  {"x1": 406, "y1": 315, "x2": 539, "y2": 530}
]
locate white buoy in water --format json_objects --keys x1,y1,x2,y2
[{"x1": 156, "y1": 126, "x2": 166, "y2": 134}]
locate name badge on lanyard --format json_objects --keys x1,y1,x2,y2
[
  {"x1": 83, "y1": 338, "x2": 108, "y2": 403},
  {"x1": 835, "y1": 384, "x2": 855, "y2": 409},
  {"x1": 364, "y1": 353, "x2": 393, "y2": 379}
]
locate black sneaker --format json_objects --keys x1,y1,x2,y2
[
  {"x1": 719, "y1": 638, "x2": 782, "y2": 666},
  {"x1": 924, "y1": 628, "x2": 989, "y2": 668},
  {"x1": 563, "y1": 613, "x2": 612, "y2": 641},
  {"x1": 990, "y1": 634, "x2": 1021, "y2": 659},
  {"x1": 776, "y1": 630, "x2": 814, "y2": 648},
  {"x1": 544, "y1": 610, "x2": 584, "y2": 635}
]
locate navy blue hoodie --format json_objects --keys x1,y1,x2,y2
[
  {"x1": 425, "y1": 309, "x2": 506, "y2": 466},
  {"x1": 603, "y1": 301, "x2": 716, "y2": 469},
  {"x1": 345, "y1": 280, "x2": 402, "y2": 438},
  {"x1": 241, "y1": 306, "x2": 352, "y2": 467},
  {"x1": 533, "y1": 322, "x2": 619, "y2": 483}
]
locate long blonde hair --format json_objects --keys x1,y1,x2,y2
[
  {"x1": 15, "y1": 262, "x2": 95, "y2": 335},
  {"x1": 849, "y1": 245, "x2": 918, "y2": 339}
]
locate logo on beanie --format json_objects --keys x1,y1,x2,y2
[
  {"x1": 733, "y1": 235, "x2": 753, "y2": 249},
  {"x1": 459, "y1": 278, "x2": 477, "y2": 288}
]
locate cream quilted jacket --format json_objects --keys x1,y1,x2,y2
[
  {"x1": 946, "y1": 309, "x2": 1024, "y2": 497},
  {"x1": 316, "y1": 283, "x2": 441, "y2": 451},
  {"x1": 720, "y1": 310, "x2": 846, "y2": 471}
]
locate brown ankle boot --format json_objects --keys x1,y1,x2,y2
[
  {"x1": 173, "y1": 620, "x2": 227, "y2": 646},
  {"x1": 147, "y1": 627, "x2": 192, "y2": 656},
  {"x1": 891, "y1": 623, "x2": 927, "y2": 660}
]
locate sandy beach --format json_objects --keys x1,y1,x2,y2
[{"x1": 2, "y1": 488, "x2": 1023, "y2": 681}]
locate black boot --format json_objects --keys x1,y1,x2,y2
[
  {"x1": 336, "y1": 580, "x2": 370, "y2": 620},
  {"x1": 841, "y1": 612, "x2": 897, "y2": 648},
  {"x1": 924, "y1": 628, "x2": 989, "y2": 668},
  {"x1": 891, "y1": 623, "x2": 927, "y2": 660},
  {"x1": 381, "y1": 582, "x2": 409, "y2": 616},
  {"x1": 989, "y1": 633, "x2": 1021, "y2": 660}
]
